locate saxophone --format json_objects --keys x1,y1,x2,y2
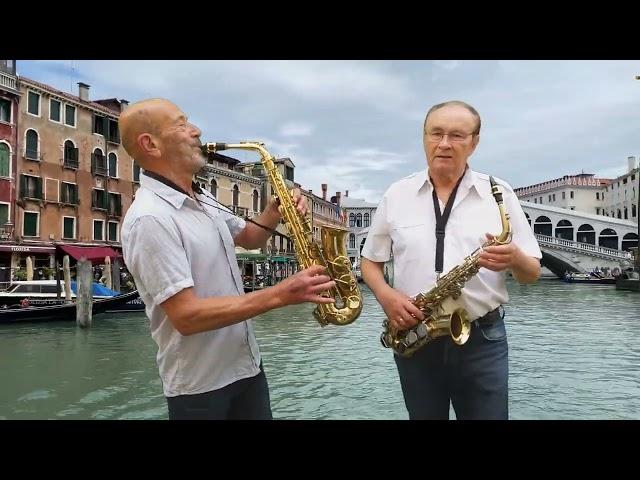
[
  {"x1": 201, "y1": 142, "x2": 363, "y2": 326},
  {"x1": 380, "y1": 176, "x2": 512, "y2": 357}
]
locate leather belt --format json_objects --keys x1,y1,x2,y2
[{"x1": 472, "y1": 306, "x2": 503, "y2": 327}]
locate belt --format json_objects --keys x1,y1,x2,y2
[{"x1": 472, "y1": 306, "x2": 503, "y2": 327}]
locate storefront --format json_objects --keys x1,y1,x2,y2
[{"x1": 0, "y1": 244, "x2": 56, "y2": 282}]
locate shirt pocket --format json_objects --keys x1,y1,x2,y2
[{"x1": 391, "y1": 221, "x2": 428, "y2": 260}]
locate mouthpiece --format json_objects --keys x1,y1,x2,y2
[{"x1": 201, "y1": 143, "x2": 228, "y2": 154}]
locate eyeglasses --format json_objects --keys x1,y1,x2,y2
[{"x1": 425, "y1": 131, "x2": 476, "y2": 143}]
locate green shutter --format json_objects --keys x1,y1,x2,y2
[
  {"x1": 0, "y1": 144, "x2": 9, "y2": 177},
  {"x1": 24, "y1": 212, "x2": 37, "y2": 236},
  {"x1": 35, "y1": 177, "x2": 42, "y2": 199}
]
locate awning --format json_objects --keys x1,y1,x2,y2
[{"x1": 56, "y1": 244, "x2": 121, "y2": 263}]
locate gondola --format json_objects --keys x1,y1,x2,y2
[{"x1": 0, "y1": 290, "x2": 141, "y2": 323}]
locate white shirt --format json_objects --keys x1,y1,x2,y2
[
  {"x1": 361, "y1": 168, "x2": 542, "y2": 320},
  {"x1": 121, "y1": 174, "x2": 261, "y2": 398}
]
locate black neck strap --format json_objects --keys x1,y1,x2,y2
[
  {"x1": 431, "y1": 169, "x2": 467, "y2": 274},
  {"x1": 142, "y1": 170, "x2": 203, "y2": 197}
]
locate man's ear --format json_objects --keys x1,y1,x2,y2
[{"x1": 139, "y1": 133, "x2": 161, "y2": 157}]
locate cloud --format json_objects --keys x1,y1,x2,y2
[{"x1": 279, "y1": 122, "x2": 314, "y2": 137}]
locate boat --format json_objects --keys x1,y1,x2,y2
[
  {"x1": 615, "y1": 268, "x2": 640, "y2": 292},
  {"x1": 0, "y1": 290, "x2": 140, "y2": 323},
  {"x1": 0, "y1": 279, "x2": 144, "y2": 311},
  {"x1": 561, "y1": 272, "x2": 616, "y2": 285}
]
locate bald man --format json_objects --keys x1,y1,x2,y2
[{"x1": 120, "y1": 99, "x2": 336, "y2": 420}]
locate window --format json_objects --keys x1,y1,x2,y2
[
  {"x1": 133, "y1": 162, "x2": 140, "y2": 182},
  {"x1": 108, "y1": 221, "x2": 119, "y2": 241},
  {"x1": 624, "y1": 208, "x2": 628, "y2": 220},
  {"x1": 356, "y1": 213, "x2": 362, "y2": 227},
  {"x1": 0, "y1": 143, "x2": 9, "y2": 177},
  {"x1": 349, "y1": 233, "x2": 355, "y2": 249},
  {"x1": 349, "y1": 213, "x2": 355, "y2": 226},
  {"x1": 93, "y1": 220, "x2": 105, "y2": 241},
  {"x1": 20, "y1": 175, "x2": 42, "y2": 199},
  {"x1": 108, "y1": 152, "x2": 117, "y2": 177},
  {"x1": 92, "y1": 189, "x2": 108, "y2": 209},
  {"x1": 534, "y1": 198, "x2": 537, "y2": 204},
  {"x1": 93, "y1": 115, "x2": 105, "y2": 135},
  {"x1": 63, "y1": 217, "x2": 76, "y2": 239},
  {"x1": 0, "y1": 203, "x2": 8, "y2": 225},
  {"x1": 25, "y1": 129, "x2": 38, "y2": 160},
  {"x1": 64, "y1": 140, "x2": 78, "y2": 168},
  {"x1": 23, "y1": 212, "x2": 39, "y2": 237},
  {"x1": 570, "y1": 191, "x2": 574, "y2": 199},
  {"x1": 548, "y1": 195, "x2": 551, "y2": 202},
  {"x1": 252, "y1": 190, "x2": 259, "y2": 212},
  {"x1": 596, "y1": 192, "x2": 600, "y2": 200},
  {"x1": 107, "y1": 119, "x2": 120, "y2": 143},
  {"x1": 108, "y1": 192, "x2": 122, "y2": 216},
  {"x1": 623, "y1": 177, "x2": 628, "y2": 184},
  {"x1": 284, "y1": 165, "x2": 294, "y2": 182},
  {"x1": 562, "y1": 191, "x2": 565, "y2": 200},
  {"x1": 0, "y1": 98, "x2": 10, "y2": 122},
  {"x1": 210, "y1": 179, "x2": 217, "y2": 198},
  {"x1": 552, "y1": 194, "x2": 556, "y2": 201},
  {"x1": 633, "y1": 205, "x2": 637, "y2": 218},
  {"x1": 364, "y1": 213, "x2": 370, "y2": 227},
  {"x1": 91, "y1": 149, "x2": 107, "y2": 176},
  {"x1": 27, "y1": 91, "x2": 40, "y2": 115},
  {"x1": 65, "y1": 104, "x2": 76, "y2": 127},
  {"x1": 233, "y1": 185, "x2": 239, "y2": 206},
  {"x1": 596, "y1": 208, "x2": 600, "y2": 215},
  {"x1": 60, "y1": 182, "x2": 78, "y2": 204},
  {"x1": 49, "y1": 99, "x2": 61, "y2": 122}
]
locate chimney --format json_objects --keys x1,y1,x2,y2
[
  {"x1": 120, "y1": 99, "x2": 129, "y2": 112},
  {"x1": 628, "y1": 156, "x2": 638, "y2": 173},
  {"x1": 336, "y1": 191, "x2": 342, "y2": 207},
  {"x1": 321, "y1": 183, "x2": 327, "y2": 200},
  {"x1": 77, "y1": 82, "x2": 90, "y2": 101},
  {"x1": 345, "y1": 190, "x2": 349, "y2": 197}
]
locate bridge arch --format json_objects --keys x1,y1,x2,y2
[
  {"x1": 576, "y1": 223, "x2": 595, "y2": 245},
  {"x1": 599, "y1": 228, "x2": 618, "y2": 250},
  {"x1": 555, "y1": 219, "x2": 574, "y2": 241},
  {"x1": 621, "y1": 232, "x2": 639, "y2": 251},
  {"x1": 534, "y1": 215, "x2": 552, "y2": 236}
]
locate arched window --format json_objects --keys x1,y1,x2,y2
[
  {"x1": 349, "y1": 213, "x2": 355, "y2": 227},
  {"x1": 621, "y1": 233, "x2": 639, "y2": 252},
  {"x1": 576, "y1": 224, "x2": 595, "y2": 245},
  {"x1": 356, "y1": 213, "x2": 362, "y2": 227},
  {"x1": 624, "y1": 207, "x2": 628, "y2": 220},
  {"x1": 211, "y1": 179, "x2": 217, "y2": 198},
  {"x1": 25, "y1": 129, "x2": 38, "y2": 159},
  {"x1": 555, "y1": 219, "x2": 574, "y2": 241},
  {"x1": 617, "y1": 209, "x2": 622, "y2": 219},
  {"x1": 349, "y1": 233, "x2": 355, "y2": 249},
  {"x1": 253, "y1": 189, "x2": 259, "y2": 212},
  {"x1": 233, "y1": 185, "x2": 239, "y2": 206},
  {"x1": 0, "y1": 143, "x2": 10, "y2": 177},
  {"x1": 108, "y1": 152, "x2": 118, "y2": 177},
  {"x1": 534, "y1": 215, "x2": 552, "y2": 237},
  {"x1": 599, "y1": 228, "x2": 618, "y2": 250},
  {"x1": 364, "y1": 213, "x2": 370, "y2": 227}
]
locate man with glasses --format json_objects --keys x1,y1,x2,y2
[{"x1": 361, "y1": 100, "x2": 541, "y2": 419}]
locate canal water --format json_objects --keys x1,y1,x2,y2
[{"x1": 0, "y1": 280, "x2": 638, "y2": 420}]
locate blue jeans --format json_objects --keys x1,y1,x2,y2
[
  {"x1": 394, "y1": 311, "x2": 508, "y2": 420},
  {"x1": 166, "y1": 364, "x2": 272, "y2": 420}
]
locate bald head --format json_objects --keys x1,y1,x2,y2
[{"x1": 119, "y1": 98, "x2": 178, "y2": 165}]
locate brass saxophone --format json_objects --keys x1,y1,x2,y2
[
  {"x1": 381, "y1": 176, "x2": 512, "y2": 357},
  {"x1": 201, "y1": 141, "x2": 363, "y2": 326}
]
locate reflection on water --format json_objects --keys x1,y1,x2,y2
[{"x1": 0, "y1": 280, "x2": 638, "y2": 419}]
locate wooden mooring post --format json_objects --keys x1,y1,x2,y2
[
  {"x1": 112, "y1": 257, "x2": 122, "y2": 293},
  {"x1": 76, "y1": 258, "x2": 93, "y2": 328}
]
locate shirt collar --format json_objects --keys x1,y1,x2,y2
[
  {"x1": 140, "y1": 171, "x2": 191, "y2": 209},
  {"x1": 416, "y1": 167, "x2": 492, "y2": 200}
]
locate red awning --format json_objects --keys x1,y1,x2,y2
[{"x1": 57, "y1": 244, "x2": 121, "y2": 263}]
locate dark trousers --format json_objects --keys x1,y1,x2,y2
[
  {"x1": 394, "y1": 310, "x2": 508, "y2": 420},
  {"x1": 166, "y1": 364, "x2": 272, "y2": 420}
]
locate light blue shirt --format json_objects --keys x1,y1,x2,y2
[{"x1": 121, "y1": 173, "x2": 261, "y2": 397}]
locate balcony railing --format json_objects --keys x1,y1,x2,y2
[{"x1": 0, "y1": 72, "x2": 17, "y2": 92}]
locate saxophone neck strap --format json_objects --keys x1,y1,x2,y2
[{"x1": 431, "y1": 168, "x2": 467, "y2": 274}]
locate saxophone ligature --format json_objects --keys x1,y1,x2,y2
[
  {"x1": 380, "y1": 176, "x2": 512, "y2": 357},
  {"x1": 201, "y1": 142, "x2": 363, "y2": 327}
]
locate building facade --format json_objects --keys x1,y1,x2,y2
[
  {"x1": 0, "y1": 60, "x2": 20, "y2": 281},
  {"x1": 602, "y1": 156, "x2": 638, "y2": 222},
  {"x1": 340, "y1": 191, "x2": 378, "y2": 268},
  {"x1": 13, "y1": 76, "x2": 136, "y2": 273}
]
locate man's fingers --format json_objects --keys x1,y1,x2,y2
[{"x1": 310, "y1": 280, "x2": 336, "y2": 294}]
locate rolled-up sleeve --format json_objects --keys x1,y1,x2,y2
[
  {"x1": 361, "y1": 194, "x2": 392, "y2": 262},
  {"x1": 124, "y1": 215, "x2": 195, "y2": 306}
]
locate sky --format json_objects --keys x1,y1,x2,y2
[{"x1": 15, "y1": 60, "x2": 640, "y2": 203}]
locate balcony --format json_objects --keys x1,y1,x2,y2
[{"x1": 0, "y1": 72, "x2": 18, "y2": 93}]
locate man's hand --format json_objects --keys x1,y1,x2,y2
[
  {"x1": 275, "y1": 264, "x2": 336, "y2": 306},
  {"x1": 265, "y1": 188, "x2": 308, "y2": 218},
  {"x1": 377, "y1": 287, "x2": 425, "y2": 331},
  {"x1": 477, "y1": 233, "x2": 521, "y2": 272}
]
